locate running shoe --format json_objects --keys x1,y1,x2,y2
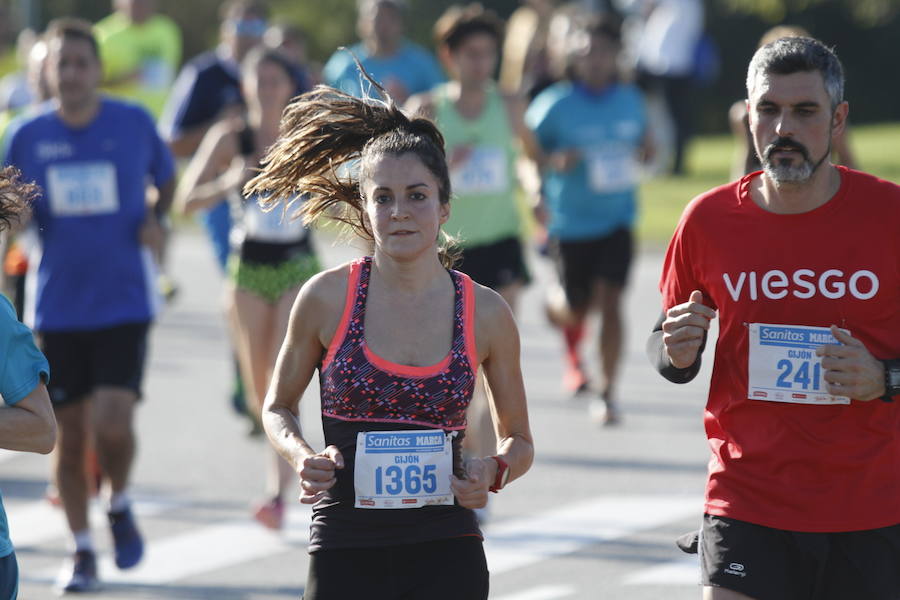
[
  {"x1": 252, "y1": 497, "x2": 285, "y2": 530},
  {"x1": 56, "y1": 550, "x2": 99, "y2": 593},
  {"x1": 589, "y1": 396, "x2": 621, "y2": 427},
  {"x1": 563, "y1": 364, "x2": 590, "y2": 396},
  {"x1": 109, "y1": 507, "x2": 144, "y2": 569}
]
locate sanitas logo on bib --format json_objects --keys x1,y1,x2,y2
[{"x1": 723, "y1": 269, "x2": 879, "y2": 301}]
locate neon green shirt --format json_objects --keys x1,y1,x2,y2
[{"x1": 95, "y1": 12, "x2": 182, "y2": 117}]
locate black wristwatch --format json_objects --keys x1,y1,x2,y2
[{"x1": 881, "y1": 359, "x2": 900, "y2": 402}]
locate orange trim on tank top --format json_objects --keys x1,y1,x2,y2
[{"x1": 320, "y1": 260, "x2": 362, "y2": 372}]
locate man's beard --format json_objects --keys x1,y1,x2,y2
[{"x1": 761, "y1": 136, "x2": 830, "y2": 185}]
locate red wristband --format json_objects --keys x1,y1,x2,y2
[{"x1": 488, "y1": 455, "x2": 509, "y2": 493}]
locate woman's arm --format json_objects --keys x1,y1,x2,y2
[
  {"x1": 174, "y1": 121, "x2": 244, "y2": 216},
  {"x1": 263, "y1": 266, "x2": 348, "y2": 504},
  {"x1": 452, "y1": 285, "x2": 534, "y2": 508},
  {"x1": 0, "y1": 382, "x2": 57, "y2": 454}
]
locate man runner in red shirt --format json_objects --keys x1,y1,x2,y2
[{"x1": 649, "y1": 36, "x2": 900, "y2": 600}]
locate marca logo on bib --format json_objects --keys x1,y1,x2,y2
[{"x1": 723, "y1": 269, "x2": 879, "y2": 301}]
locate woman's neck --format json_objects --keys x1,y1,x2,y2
[{"x1": 371, "y1": 249, "x2": 447, "y2": 295}]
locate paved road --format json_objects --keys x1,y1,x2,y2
[{"x1": 7, "y1": 227, "x2": 720, "y2": 599}]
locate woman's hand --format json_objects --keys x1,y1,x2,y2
[
  {"x1": 297, "y1": 445, "x2": 344, "y2": 504},
  {"x1": 450, "y1": 457, "x2": 496, "y2": 509}
]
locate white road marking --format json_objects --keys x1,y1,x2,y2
[
  {"x1": 622, "y1": 556, "x2": 700, "y2": 586},
  {"x1": 484, "y1": 494, "x2": 699, "y2": 574},
  {"x1": 32, "y1": 506, "x2": 311, "y2": 586},
  {"x1": 7, "y1": 496, "x2": 178, "y2": 548},
  {"x1": 493, "y1": 584, "x2": 576, "y2": 600}
]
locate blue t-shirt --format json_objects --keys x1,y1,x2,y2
[
  {"x1": 158, "y1": 50, "x2": 243, "y2": 142},
  {"x1": 0, "y1": 293, "x2": 50, "y2": 557},
  {"x1": 525, "y1": 81, "x2": 647, "y2": 241},
  {"x1": 323, "y1": 41, "x2": 444, "y2": 99},
  {"x1": 3, "y1": 98, "x2": 175, "y2": 331}
]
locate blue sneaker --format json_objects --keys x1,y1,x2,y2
[
  {"x1": 109, "y1": 508, "x2": 144, "y2": 569},
  {"x1": 57, "y1": 550, "x2": 99, "y2": 593}
]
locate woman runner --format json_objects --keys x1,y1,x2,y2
[
  {"x1": 245, "y1": 70, "x2": 534, "y2": 599},
  {"x1": 176, "y1": 48, "x2": 320, "y2": 529}
]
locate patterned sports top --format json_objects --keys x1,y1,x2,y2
[{"x1": 310, "y1": 256, "x2": 481, "y2": 551}]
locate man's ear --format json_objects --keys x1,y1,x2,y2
[{"x1": 831, "y1": 101, "x2": 849, "y2": 137}]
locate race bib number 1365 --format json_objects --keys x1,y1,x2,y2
[{"x1": 354, "y1": 430, "x2": 454, "y2": 509}]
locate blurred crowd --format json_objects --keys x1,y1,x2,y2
[{"x1": 0, "y1": 0, "x2": 711, "y2": 176}]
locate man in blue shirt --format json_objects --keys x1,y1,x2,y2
[
  {"x1": 526, "y1": 16, "x2": 652, "y2": 425},
  {"x1": 323, "y1": 0, "x2": 443, "y2": 104},
  {"x1": 2, "y1": 19, "x2": 175, "y2": 592}
]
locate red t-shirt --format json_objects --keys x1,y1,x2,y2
[{"x1": 660, "y1": 166, "x2": 900, "y2": 532}]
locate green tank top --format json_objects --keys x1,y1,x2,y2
[{"x1": 433, "y1": 83, "x2": 520, "y2": 247}]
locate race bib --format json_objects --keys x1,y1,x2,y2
[
  {"x1": 354, "y1": 430, "x2": 454, "y2": 509},
  {"x1": 586, "y1": 144, "x2": 638, "y2": 194},
  {"x1": 243, "y1": 198, "x2": 307, "y2": 243},
  {"x1": 46, "y1": 162, "x2": 119, "y2": 216},
  {"x1": 450, "y1": 146, "x2": 509, "y2": 195},
  {"x1": 747, "y1": 323, "x2": 850, "y2": 405}
]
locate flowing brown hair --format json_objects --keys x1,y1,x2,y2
[
  {"x1": 244, "y1": 57, "x2": 459, "y2": 266},
  {"x1": 0, "y1": 166, "x2": 37, "y2": 231}
]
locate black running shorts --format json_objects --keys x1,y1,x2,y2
[
  {"x1": 303, "y1": 536, "x2": 489, "y2": 600},
  {"x1": 456, "y1": 236, "x2": 529, "y2": 292},
  {"x1": 38, "y1": 321, "x2": 150, "y2": 405},
  {"x1": 550, "y1": 227, "x2": 633, "y2": 310},
  {"x1": 699, "y1": 514, "x2": 900, "y2": 600}
]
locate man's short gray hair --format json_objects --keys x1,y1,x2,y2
[{"x1": 746, "y1": 36, "x2": 844, "y2": 111}]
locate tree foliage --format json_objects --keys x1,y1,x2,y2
[{"x1": 716, "y1": 0, "x2": 899, "y2": 26}]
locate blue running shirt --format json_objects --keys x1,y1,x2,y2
[
  {"x1": 525, "y1": 81, "x2": 646, "y2": 241},
  {"x1": 158, "y1": 51, "x2": 242, "y2": 143},
  {"x1": 0, "y1": 293, "x2": 50, "y2": 557},
  {"x1": 3, "y1": 98, "x2": 175, "y2": 331},
  {"x1": 323, "y1": 42, "x2": 444, "y2": 100}
]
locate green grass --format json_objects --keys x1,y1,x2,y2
[{"x1": 636, "y1": 122, "x2": 900, "y2": 248}]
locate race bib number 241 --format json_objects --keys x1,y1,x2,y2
[{"x1": 748, "y1": 323, "x2": 850, "y2": 405}]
